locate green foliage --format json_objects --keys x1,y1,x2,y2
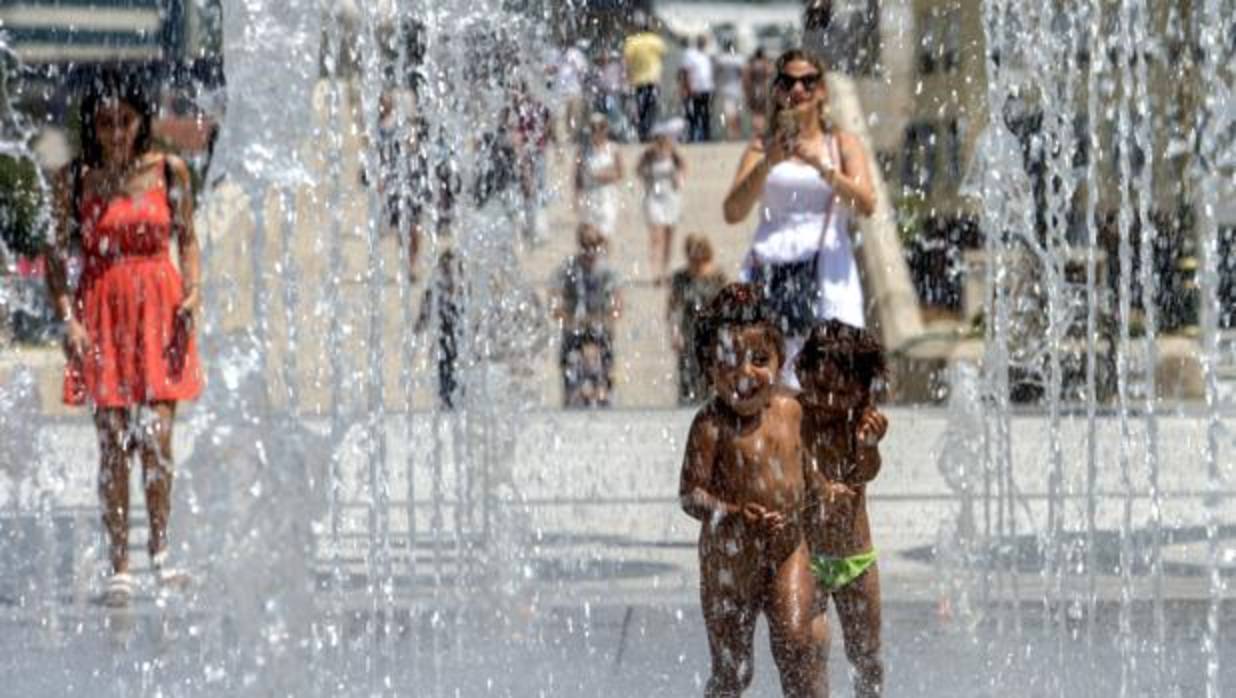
[
  {"x1": 894, "y1": 192, "x2": 929, "y2": 247},
  {"x1": 0, "y1": 155, "x2": 48, "y2": 258}
]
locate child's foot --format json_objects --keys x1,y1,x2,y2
[
  {"x1": 151, "y1": 552, "x2": 192, "y2": 590},
  {"x1": 103, "y1": 572, "x2": 133, "y2": 607}
]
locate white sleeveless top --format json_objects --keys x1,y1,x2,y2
[{"x1": 741, "y1": 136, "x2": 864, "y2": 329}]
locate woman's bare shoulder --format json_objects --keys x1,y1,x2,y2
[{"x1": 836, "y1": 130, "x2": 867, "y2": 153}]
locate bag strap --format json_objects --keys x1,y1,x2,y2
[{"x1": 812, "y1": 133, "x2": 840, "y2": 274}]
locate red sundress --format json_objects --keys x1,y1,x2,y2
[{"x1": 63, "y1": 169, "x2": 203, "y2": 407}]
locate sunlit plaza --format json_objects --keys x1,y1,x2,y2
[{"x1": 1, "y1": 1, "x2": 1236, "y2": 695}]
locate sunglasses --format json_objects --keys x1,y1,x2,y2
[{"x1": 774, "y1": 72, "x2": 822, "y2": 91}]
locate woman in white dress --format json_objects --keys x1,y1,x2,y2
[
  {"x1": 722, "y1": 48, "x2": 876, "y2": 385},
  {"x1": 637, "y1": 122, "x2": 686, "y2": 283},
  {"x1": 574, "y1": 113, "x2": 623, "y2": 237}
]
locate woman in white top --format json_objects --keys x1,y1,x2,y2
[
  {"x1": 637, "y1": 122, "x2": 686, "y2": 283},
  {"x1": 722, "y1": 48, "x2": 876, "y2": 385},
  {"x1": 574, "y1": 113, "x2": 624, "y2": 237}
]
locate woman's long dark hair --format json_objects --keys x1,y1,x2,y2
[{"x1": 78, "y1": 68, "x2": 157, "y2": 167}]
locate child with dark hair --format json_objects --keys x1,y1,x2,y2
[
  {"x1": 679, "y1": 282, "x2": 824, "y2": 697},
  {"x1": 795, "y1": 319, "x2": 889, "y2": 698}
]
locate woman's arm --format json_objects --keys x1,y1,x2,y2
[
  {"x1": 607, "y1": 148, "x2": 624, "y2": 184},
  {"x1": 829, "y1": 131, "x2": 876, "y2": 217},
  {"x1": 168, "y1": 156, "x2": 201, "y2": 316},
  {"x1": 44, "y1": 165, "x2": 74, "y2": 320},
  {"x1": 636, "y1": 148, "x2": 653, "y2": 181},
  {"x1": 44, "y1": 164, "x2": 91, "y2": 359},
  {"x1": 722, "y1": 139, "x2": 774, "y2": 224}
]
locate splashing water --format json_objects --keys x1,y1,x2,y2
[{"x1": 0, "y1": 0, "x2": 1234, "y2": 695}]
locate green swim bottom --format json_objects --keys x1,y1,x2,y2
[{"x1": 810, "y1": 550, "x2": 877, "y2": 592}]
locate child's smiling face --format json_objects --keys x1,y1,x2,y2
[
  {"x1": 797, "y1": 355, "x2": 869, "y2": 414},
  {"x1": 709, "y1": 325, "x2": 780, "y2": 417}
]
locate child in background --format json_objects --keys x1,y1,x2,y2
[
  {"x1": 666, "y1": 233, "x2": 726, "y2": 404},
  {"x1": 678, "y1": 283, "x2": 824, "y2": 697},
  {"x1": 796, "y1": 319, "x2": 890, "y2": 698}
]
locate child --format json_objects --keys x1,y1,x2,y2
[
  {"x1": 795, "y1": 320, "x2": 890, "y2": 698},
  {"x1": 550, "y1": 224, "x2": 623, "y2": 408},
  {"x1": 678, "y1": 283, "x2": 823, "y2": 697},
  {"x1": 666, "y1": 233, "x2": 726, "y2": 405}
]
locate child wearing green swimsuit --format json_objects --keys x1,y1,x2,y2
[{"x1": 796, "y1": 320, "x2": 890, "y2": 698}]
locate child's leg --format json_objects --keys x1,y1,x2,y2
[
  {"x1": 811, "y1": 595, "x2": 832, "y2": 697},
  {"x1": 766, "y1": 543, "x2": 826, "y2": 698},
  {"x1": 701, "y1": 555, "x2": 759, "y2": 697},
  {"x1": 833, "y1": 564, "x2": 883, "y2": 698}
]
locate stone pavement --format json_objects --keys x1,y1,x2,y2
[
  {"x1": 3, "y1": 406, "x2": 1236, "y2": 696},
  {"x1": 4, "y1": 406, "x2": 1234, "y2": 610}
]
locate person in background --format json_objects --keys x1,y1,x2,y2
[
  {"x1": 556, "y1": 40, "x2": 590, "y2": 141},
  {"x1": 590, "y1": 50, "x2": 631, "y2": 141},
  {"x1": 550, "y1": 224, "x2": 623, "y2": 408},
  {"x1": 679, "y1": 35, "x2": 715, "y2": 143},
  {"x1": 505, "y1": 80, "x2": 556, "y2": 247},
  {"x1": 415, "y1": 249, "x2": 466, "y2": 410},
  {"x1": 723, "y1": 48, "x2": 876, "y2": 387},
  {"x1": 623, "y1": 14, "x2": 667, "y2": 142},
  {"x1": 573, "y1": 113, "x2": 623, "y2": 238},
  {"x1": 744, "y1": 47, "x2": 774, "y2": 136},
  {"x1": 666, "y1": 233, "x2": 726, "y2": 405},
  {"x1": 714, "y1": 39, "x2": 748, "y2": 140},
  {"x1": 637, "y1": 120, "x2": 686, "y2": 283},
  {"x1": 45, "y1": 70, "x2": 202, "y2": 606},
  {"x1": 366, "y1": 89, "x2": 426, "y2": 280}
]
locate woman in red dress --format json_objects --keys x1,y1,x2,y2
[{"x1": 45, "y1": 71, "x2": 203, "y2": 606}]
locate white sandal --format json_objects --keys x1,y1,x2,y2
[
  {"x1": 103, "y1": 572, "x2": 133, "y2": 607},
  {"x1": 151, "y1": 552, "x2": 191, "y2": 590}
]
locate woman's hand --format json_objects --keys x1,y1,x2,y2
[
  {"x1": 177, "y1": 286, "x2": 200, "y2": 322},
  {"x1": 761, "y1": 128, "x2": 792, "y2": 168},
  {"x1": 794, "y1": 138, "x2": 837, "y2": 184},
  {"x1": 64, "y1": 318, "x2": 89, "y2": 360}
]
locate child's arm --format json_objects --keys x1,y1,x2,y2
[
  {"x1": 678, "y1": 411, "x2": 738, "y2": 524},
  {"x1": 847, "y1": 407, "x2": 888, "y2": 484}
]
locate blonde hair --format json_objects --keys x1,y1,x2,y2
[
  {"x1": 768, "y1": 48, "x2": 834, "y2": 134},
  {"x1": 685, "y1": 233, "x2": 714, "y2": 262}
]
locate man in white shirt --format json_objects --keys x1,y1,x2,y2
[
  {"x1": 679, "y1": 35, "x2": 715, "y2": 143},
  {"x1": 556, "y1": 41, "x2": 590, "y2": 137}
]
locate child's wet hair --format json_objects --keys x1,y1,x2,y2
[
  {"x1": 795, "y1": 319, "x2": 887, "y2": 391},
  {"x1": 695, "y1": 282, "x2": 785, "y2": 374}
]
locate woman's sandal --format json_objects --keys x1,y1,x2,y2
[
  {"x1": 103, "y1": 572, "x2": 133, "y2": 607},
  {"x1": 151, "y1": 552, "x2": 192, "y2": 590}
]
